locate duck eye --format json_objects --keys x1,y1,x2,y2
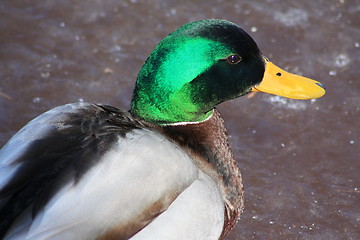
[{"x1": 227, "y1": 54, "x2": 242, "y2": 64}]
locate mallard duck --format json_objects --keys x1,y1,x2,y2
[{"x1": 0, "y1": 19, "x2": 325, "y2": 240}]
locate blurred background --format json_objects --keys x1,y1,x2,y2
[{"x1": 0, "y1": 0, "x2": 359, "y2": 239}]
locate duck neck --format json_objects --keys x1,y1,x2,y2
[{"x1": 161, "y1": 108, "x2": 243, "y2": 238}]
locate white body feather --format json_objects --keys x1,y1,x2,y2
[{"x1": 1, "y1": 104, "x2": 224, "y2": 239}]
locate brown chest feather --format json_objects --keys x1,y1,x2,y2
[{"x1": 162, "y1": 109, "x2": 244, "y2": 238}]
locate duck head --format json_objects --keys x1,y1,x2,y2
[{"x1": 130, "y1": 19, "x2": 325, "y2": 124}]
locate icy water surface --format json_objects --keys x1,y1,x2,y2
[{"x1": 0, "y1": 0, "x2": 359, "y2": 239}]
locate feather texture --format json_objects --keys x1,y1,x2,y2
[{"x1": 0, "y1": 103, "x2": 225, "y2": 239}]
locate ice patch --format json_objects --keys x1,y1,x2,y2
[
  {"x1": 334, "y1": 54, "x2": 350, "y2": 67},
  {"x1": 274, "y1": 8, "x2": 308, "y2": 27},
  {"x1": 250, "y1": 26, "x2": 258, "y2": 32},
  {"x1": 166, "y1": 8, "x2": 177, "y2": 16},
  {"x1": 32, "y1": 97, "x2": 42, "y2": 103},
  {"x1": 110, "y1": 45, "x2": 122, "y2": 52},
  {"x1": 321, "y1": 53, "x2": 351, "y2": 69},
  {"x1": 267, "y1": 95, "x2": 307, "y2": 110},
  {"x1": 40, "y1": 72, "x2": 50, "y2": 78},
  {"x1": 329, "y1": 70, "x2": 337, "y2": 76}
]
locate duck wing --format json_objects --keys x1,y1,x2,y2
[{"x1": 0, "y1": 102, "x2": 200, "y2": 239}]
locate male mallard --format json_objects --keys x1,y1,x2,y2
[{"x1": 0, "y1": 19, "x2": 325, "y2": 240}]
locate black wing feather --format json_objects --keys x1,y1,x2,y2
[{"x1": 0, "y1": 103, "x2": 143, "y2": 238}]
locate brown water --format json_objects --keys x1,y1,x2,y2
[{"x1": 0, "y1": 0, "x2": 359, "y2": 239}]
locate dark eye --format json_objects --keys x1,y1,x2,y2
[{"x1": 227, "y1": 54, "x2": 242, "y2": 64}]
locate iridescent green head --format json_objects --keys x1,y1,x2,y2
[{"x1": 130, "y1": 19, "x2": 265, "y2": 124}]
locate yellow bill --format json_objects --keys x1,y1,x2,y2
[{"x1": 252, "y1": 57, "x2": 326, "y2": 99}]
